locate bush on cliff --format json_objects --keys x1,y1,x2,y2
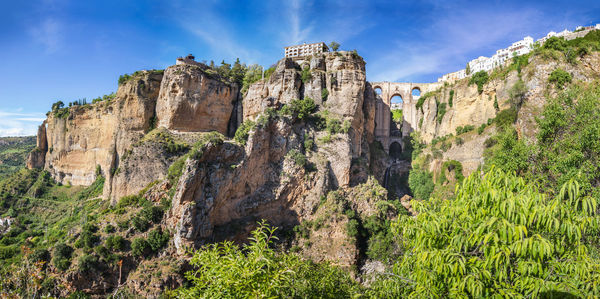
[
  {"x1": 548, "y1": 68, "x2": 572, "y2": 89},
  {"x1": 469, "y1": 71, "x2": 489, "y2": 94},
  {"x1": 234, "y1": 120, "x2": 256, "y2": 145}
]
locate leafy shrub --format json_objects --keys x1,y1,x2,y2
[
  {"x1": 147, "y1": 228, "x2": 169, "y2": 252},
  {"x1": 548, "y1": 68, "x2": 572, "y2": 89},
  {"x1": 234, "y1": 120, "x2": 256, "y2": 145},
  {"x1": 408, "y1": 169, "x2": 434, "y2": 200},
  {"x1": 301, "y1": 66, "x2": 312, "y2": 83},
  {"x1": 131, "y1": 237, "x2": 150, "y2": 257},
  {"x1": 485, "y1": 128, "x2": 531, "y2": 175},
  {"x1": 416, "y1": 91, "x2": 435, "y2": 110},
  {"x1": 436, "y1": 102, "x2": 447, "y2": 123},
  {"x1": 77, "y1": 254, "x2": 99, "y2": 273},
  {"x1": 175, "y1": 221, "x2": 361, "y2": 298},
  {"x1": 75, "y1": 223, "x2": 99, "y2": 249},
  {"x1": 345, "y1": 219, "x2": 360, "y2": 238},
  {"x1": 391, "y1": 109, "x2": 403, "y2": 123},
  {"x1": 494, "y1": 95, "x2": 499, "y2": 110},
  {"x1": 438, "y1": 160, "x2": 464, "y2": 184},
  {"x1": 477, "y1": 123, "x2": 486, "y2": 135},
  {"x1": 321, "y1": 88, "x2": 329, "y2": 100},
  {"x1": 495, "y1": 107, "x2": 518, "y2": 128},
  {"x1": 116, "y1": 194, "x2": 142, "y2": 209},
  {"x1": 543, "y1": 36, "x2": 568, "y2": 52},
  {"x1": 287, "y1": 149, "x2": 307, "y2": 168},
  {"x1": 52, "y1": 243, "x2": 73, "y2": 271},
  {"x1": 103, "y1": 224, "x2": 115, "y2": 234},
  {"x1": 303, "y1": 134, "x2": 314, "y2": 152},
  {"x1": 288, "y1": 97, "x2": 316, "y2": 120},
  {"x1": 105, "y1": 235, "x2": 126, "y2": 251},
  {"x1": 448, "y1": 90, "x2": 454, "y2": 107},
  {"x1": 0, "y1": 245, "x2": 18, "y2": 259},
  {"x1": 469, "y1": 71, "x2": 489, "y2": 93},
  {"x1": 385, "y1": 167, "x2": 600, "y2": 297},
  {"x1": 455, "y1": 125, "x2": 475, "y2": 135},
  {"x1": 508, "y1": 79, "x2": 527, "y2": 108},
  {"x1": 30, "y1": 248, "x2": 51, "y2": 263}
]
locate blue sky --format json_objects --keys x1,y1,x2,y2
[{"x1": 0, "y1": 0, "x2": 599, "y2": 136}]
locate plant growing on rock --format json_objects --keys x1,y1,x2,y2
[
  {"x1": 469, "y1": 71, "x2": 489, "y2": 94},
  {"x1": 548, "y1": 68, "x2": 572, "y2": 89}
]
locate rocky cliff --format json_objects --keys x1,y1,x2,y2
[
  {"x1": 31, "y1": 65, "x2": 240, "y2": 201},
  {"x1": 414, "y1": 52, "x2": 600, "y2": 177},
  {"x1": 166, "y1": 52, "x2": 383, "y2": 267}
]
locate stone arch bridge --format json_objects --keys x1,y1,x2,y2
[{"x1": 370, "y1": 81, "x2": 442, "y2": 156}]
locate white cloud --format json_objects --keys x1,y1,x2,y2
[
  {"x1": 170, "y1": 1, "x2": 261, "y2": 64},
  {"x1": 29, "y1": 17, "x2": 63, "y2": 53},
  {"x1": 0, "y1": 111, "x2": 45, "y2": 137},
  {"x1": 368, "y1": 5, "x2": 544, "y2": 82},
  {"x1": 287, "y1": 0, "x2": 314, "y2": 45}
]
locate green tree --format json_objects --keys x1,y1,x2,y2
[
  {"x1": 329, "y1": 41, "x2": 340, "y2": 51},
  {"x1": 176, "y1": 221, "x2": 361, "y2": 298},
  {"x1": 382, "y1": 167, "x2": 600, "y2": 297},
  {"x1": 408, "y1": 169, "x2": 434, "y2": 200}
]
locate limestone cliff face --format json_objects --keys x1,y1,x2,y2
[
  {"x1": 26, "y1": 122, "x2": 47, "y2": 169},
  {"x1": 244, "y1": 52, "x2": 369, "y2": 176},
  {"x1": 30, "y1": 64, "x2": 240, "y2": 201},
  {"x1": 417, "y1": 52, "x2": 600, "y2": 176},
  {"x1": 166, "y1": 52, "x2": 379, "y2": 267},
  {"x1": 43, "y1": 71, "x2": 162, "y2": 192},
  {"x1": 156, "y1": 64, "x2": 239, "y2": 134}
]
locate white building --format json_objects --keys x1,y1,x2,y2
[
  {"x1": 438, "y1": 69, "x2": 467, "y2": 83},
  {"x1": 284, "y1": 42, "x2": 329, "y2": 58},
  {"x1": 438, "y1": 24, "x2": 598, "y2": 83}
]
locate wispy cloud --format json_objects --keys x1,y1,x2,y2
[
  {"x1": 0, "y1": 111, "x2": 45, "y2": 137},
  {"x1": 170, "y1": 1, "x2": 261, "y2": 63},
  {"x1": 368, "y1": 4, "x2": 545, "y2": 82},
  {"x1": 287, "y1": 0, "x2": 313, "y2": 44},
  {"x1": 29, "y1": 17, "x2": 63, "y2": 53}
]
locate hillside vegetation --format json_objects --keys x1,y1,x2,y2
[{"x1": 1, "y1": 30, "x2": 600, "y2": 297}]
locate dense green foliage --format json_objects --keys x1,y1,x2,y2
[
  {"x1": 329, "y1": 41, "x2": 340, "y2": 51},
  {"x1": 408, "y1": 169, "x2": 434, "y2": 200},
  {"x1": 233, "y1": 120, "x2": 256, "y2": 145},
  {"x1": 176, "y1": 221, "x2": 362, "y2": 298},
  {"x1": 380, "y1": 167, "x2": 600, "y2": 297},
  {"x1": 286, "y1": 97, "x2": 316, "y2": 120},
  {"x1": 509, "y1": 79, "x2": 527, "y2": 108},
  {"x1": 548, "y1": 68, "x2": 572, "y2": 89},
  {"x1": 455, "y1": 125, "x2": 475, "y2": 135},
  {"x1": 436, "y1": 101, "x2": 447, "y2": 123},
  {"x1": 448, "y1": 90, "x2": 454, "y2": 107},
  {"x1": 469, "y1": 71, "x2": 489, "y2": 94},
  {"x1": 488, "y1": 83, "x2": 600, "y2": 193},
  {"x1": 301, "y1": 66, "x2": 312, "y2": 83},
  {"x1": 438, "y1": 160, "x2": 464, "y2": 184}
]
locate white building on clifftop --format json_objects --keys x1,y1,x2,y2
[{"x1": 284, "y1": 42, "x2": 329, "y2": 58}]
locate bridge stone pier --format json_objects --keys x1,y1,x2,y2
[{"x1": 370, "y1": 81, "x2": 442, "y2": 155}]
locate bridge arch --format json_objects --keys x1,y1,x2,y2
[
  {"x1": 370, "y1": 81, "x2": 443, "y2": 155},
  {"x1": 411, "y1": 87, "x2": 421, "y2": 97},
  {"x1": 373, "y1": 86, "x2": 383, "y2": 96}
]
